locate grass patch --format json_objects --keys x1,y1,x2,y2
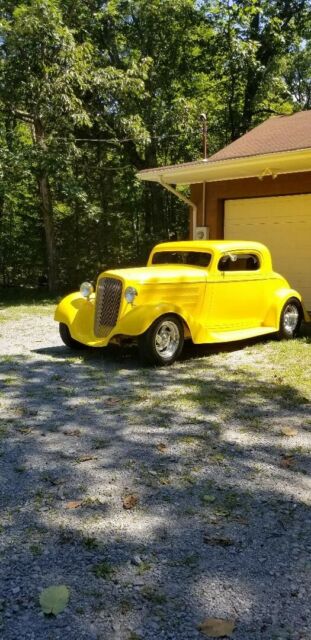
[
  {"x1": 92, "y1": 561, "x2": 114, "y2": 579},
  {"x1": 0, "y1": 287, "x2": 58, "y2": 307},
  {"x1": 0, "y1": 304, "x2": 55, "y2": 323},
  {"x1": 141, "y1": 587, "x2": 167, "y2": 604},
  {"x1": 82, "y1": 536, "x2": 98, "y2": 550},
  {"x1": 30, "y1": 543, "x2": 42, "y2": 556}
]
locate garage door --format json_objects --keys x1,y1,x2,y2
[{"x1": 224, "y1": 194, "x2": 311, "y2": 310}]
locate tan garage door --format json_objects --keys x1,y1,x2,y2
[{"x1": 224, "y1": 194, "x2": 311, "y2": 310}]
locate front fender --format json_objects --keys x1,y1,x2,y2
[
  {"x1": 54, "y1": 292, "x2": 98, "y2": 345},
  {"x1": 54, "y1": 295, "x2": 198, "y2": 346},
  {"x1": 117, "y1": 303, "x2": 196, "y2": 339},
  {"x1": 263, "y1": 288, "x2": 308, "y2": 327}
]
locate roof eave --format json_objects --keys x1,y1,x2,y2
[{"x1": 137, "y1": 148, "x2": 311, "y2": 185}]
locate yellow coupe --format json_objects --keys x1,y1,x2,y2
[{"x1": 55, "y1": 240, "x2": 308, "y2": 365}]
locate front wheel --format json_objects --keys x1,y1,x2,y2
[
  {"x1": 138, "y1": 315, "x2": 184, "y2": 366},
  {"x1": 277, "y1": 298, "x2": 302, "y2": 340},
  {"x1": 59, "y1": 323, "x2": 87, "y2": 349}
]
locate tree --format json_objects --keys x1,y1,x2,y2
[{"x1": 0, "y1": 0, "x2": 310, "y2": 291}]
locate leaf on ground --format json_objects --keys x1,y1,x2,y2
[
  {"x1": 156, "y1": 442, "x2": 167, "y2": 452},
  {"x1": 106, "y1": 397, "x2": 118, "y2": 406},
  {"x1": 39, "y1": 585, "x2": 70, "y2": 616},
  {"x1": 203, "y1": 536, "x2": 234, "y2": 547},
  {"x1": 281, "y1": 427, "x2": 298, "y2": 437},
  {"x1": 122, "y1": 494, "x2": 138, "y2": 510},
  {"x1": 18, "y1": 427, "x2": 33, "y2": 434},
  {"x1": 65, "y1": 500, "x2": 82, "y2": 509},
  {"x1": 280, "y1": 454, "x2": 295, "y2": 468},
  {"x1": 198, "y1": 617, "x2": 235, "y2": 637},
  {"x1": 75, "y1": 454, "x2": 97, "y2": 464},
  {"x1": 43, "y1": 473, "x2": 66, "y2": 487},
  {"x1": 201, "y1": 494, "x2": 216, "y2": 504},
  {"x1": 63, "y1": 429, "x2": 81, "y2": 437},
  {"x1": 231, "y1": 516, "x2": 248, "y2": 525}
]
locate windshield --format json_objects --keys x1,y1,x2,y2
[{"x1": 152, "y1": 251, "x2": 212, "y2": 268}]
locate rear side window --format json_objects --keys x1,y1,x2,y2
[
  {"x1": 218, "y1": 253, "x2": 260, "y2": 272},
  {"x1": 152, "y1": 251, "x2": 212, "y2": 267}
]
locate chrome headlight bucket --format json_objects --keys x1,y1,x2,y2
[
  {"x1": 80, "y1": 281, "x2": 94, "y2": 298},
  {"x1": 124, "y1": 286, "x2": 138, "y2": 303}
]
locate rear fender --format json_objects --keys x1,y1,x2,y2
[{"x1": 263, "y1": 288, "x2": 306, "y2": 327}]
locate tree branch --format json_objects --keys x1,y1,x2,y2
[{"x1": 13, "y1": 109, "x2": 34, "y2": 123}]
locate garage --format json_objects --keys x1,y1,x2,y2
[
  {"x1": 224, "y1": 194, "x2": 311, "y2": 309},
  {"x1": 138, "y1": 111, "x2": 311, "y2": 312}
]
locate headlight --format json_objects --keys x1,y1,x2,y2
[
  {"x1": 80, "y1": 281, "x2": 94, "y2": 298},
  {"x1": 124, "y1": 286, "x2": 138, "y2": 303}
]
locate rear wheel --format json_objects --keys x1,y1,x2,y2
[
  {"x1": 277, "y1": 298, "x2": 302, "y2": 340},
  {"x1": 59, "y1": 323, "x2": 87, "y2": 349},
  {"x1": 138, "y1": 315, "x2": 184, "y2": 366}
]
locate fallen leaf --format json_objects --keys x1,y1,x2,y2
[
  {"x1": 281, "y1": 427, "x2": 298, "y2": 437},
  {"x1": 201, "y1": 494, "x2": 216, "y2": 504},
  {"x1": 156, "y1": 443, "x2": 167, "y2": 452},
  {"x1": 231, "y1": 516, "x2": 248, "y2": 525},
  {"x1": 18, "y1": 427, "x2": 33, "y2": 435},
  {"x1": 122, "y1": 494, "x2": 138, "y2": 510},
  {"x1": 280, "y1": 454, "x2": 295, "y2": 468},
  {"x1": 198, "y1": 617, "x2": 235, "y2": 638},
  {"x1": 106, "y1": 397, "x2": 118, "y2": 406},
  {"x1": 45, "y1": 476, "x2": 65, "y2": 486},
  {"x1": 39, "y1": 585, "x2": 70, "y2": 616},
  {"x1": 273, "y1": 375, "x2": 283, "y2": 383},
  {"x1": 63, "y1": 429, "x2": 81, "y2": 437},
  {"x1": 65, "y1": 500, "x2": 82, "y2": 510},
  {"x1": 203, "y1": 536, "x2": 234, "y2": 547},
  {"x1": 75, "y1": 454, "x2": 97, "y2": 464}
]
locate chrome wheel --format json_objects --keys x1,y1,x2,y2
[
  {"x1": 154, "y1": 320, "x2": 181, "y2": 360},
  {"x1": 138, "y1": 314, "x2": 184, "y2": 366},
  {"x1": 283, "y1": 303, "x2": 300, "y2": 333}
]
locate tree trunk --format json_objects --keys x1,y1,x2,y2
[{"x1": 33, "y1": 119, "x2": 57, "y2": 293}]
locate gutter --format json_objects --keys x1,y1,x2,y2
[
  {"x1": 138, "y1": 147, "x2": 311, "y2": 185},
  {"x1": 159, "y1": 176, "x2": 197, "y2": 239}
]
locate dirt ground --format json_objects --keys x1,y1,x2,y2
[{"x1": 0, "y1": 305, "x2": 310, "y2": 640}]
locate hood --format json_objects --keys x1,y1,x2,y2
[{"x1": 102, "y1": 265, "x2": 207, "y2": 285}]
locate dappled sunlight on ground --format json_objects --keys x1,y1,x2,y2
[{"x1": 0, "y1": 309, "x2": 310, "y2": 639}]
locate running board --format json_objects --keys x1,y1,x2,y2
[{"x1": 208, "y1": 326, "x2": 276, "y2": 343}]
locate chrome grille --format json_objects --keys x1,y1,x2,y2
[{"x1": 94, "y1": 277, "x2": 122, "y2": 338}]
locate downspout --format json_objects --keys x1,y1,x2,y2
[{"x1": 159, "y1": 176, "x2": 197, "y2": 239}]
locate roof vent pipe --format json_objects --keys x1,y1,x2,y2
[
  {"x1": 200, "y1": 114, "x2": 208, "y2": 231},
  {"x1": 200, "y1": 113, "x2": 208, "y2": 161}
]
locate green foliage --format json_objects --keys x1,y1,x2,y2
[{"x1": 0, "y1": 0, "x2": 310, "y2": 289}]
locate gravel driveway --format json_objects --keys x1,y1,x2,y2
[{"x1": 0, "y1": 306, "x2": 310, "y2": 640}]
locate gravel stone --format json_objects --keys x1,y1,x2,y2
[{"x1": 0, "y1": 310, "x2": 310, "y2": 640}]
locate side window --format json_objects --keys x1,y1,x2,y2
[{"x1": 218, "y1": 253, "x2": 260, "y2": 272}]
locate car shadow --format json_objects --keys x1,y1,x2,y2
[{"x1": 34, "y1": 323, "x2": 310, "y2": 366}]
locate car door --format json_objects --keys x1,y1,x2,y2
[{"x1": 206, "y1": 251, "x2": 266, "y2": 331}]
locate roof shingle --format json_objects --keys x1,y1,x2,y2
[{"x1": 209, "y1": 111, "x2": 311, "y2": 162}]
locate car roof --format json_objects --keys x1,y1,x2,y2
[{"x1": 152, "y1": 240, "x2": 268, "y2": 253}]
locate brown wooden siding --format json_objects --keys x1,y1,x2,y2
[{"x1": 190, "y1": 171, "x2": 311, "y2": 239}]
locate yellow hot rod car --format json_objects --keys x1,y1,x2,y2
[{"x1": 55, "y1": 240, "x2": 309, "y2": 365}]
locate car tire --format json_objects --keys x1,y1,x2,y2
[
  {"x1": 277, "y1": 298, "x2": 302, "y2": 340},
  {"x1": 59, "y1": 323, "x2": 87, "y2": 349},
  {"x1": 138, "y1": 314, "x2": 184, "y2": 366}
]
